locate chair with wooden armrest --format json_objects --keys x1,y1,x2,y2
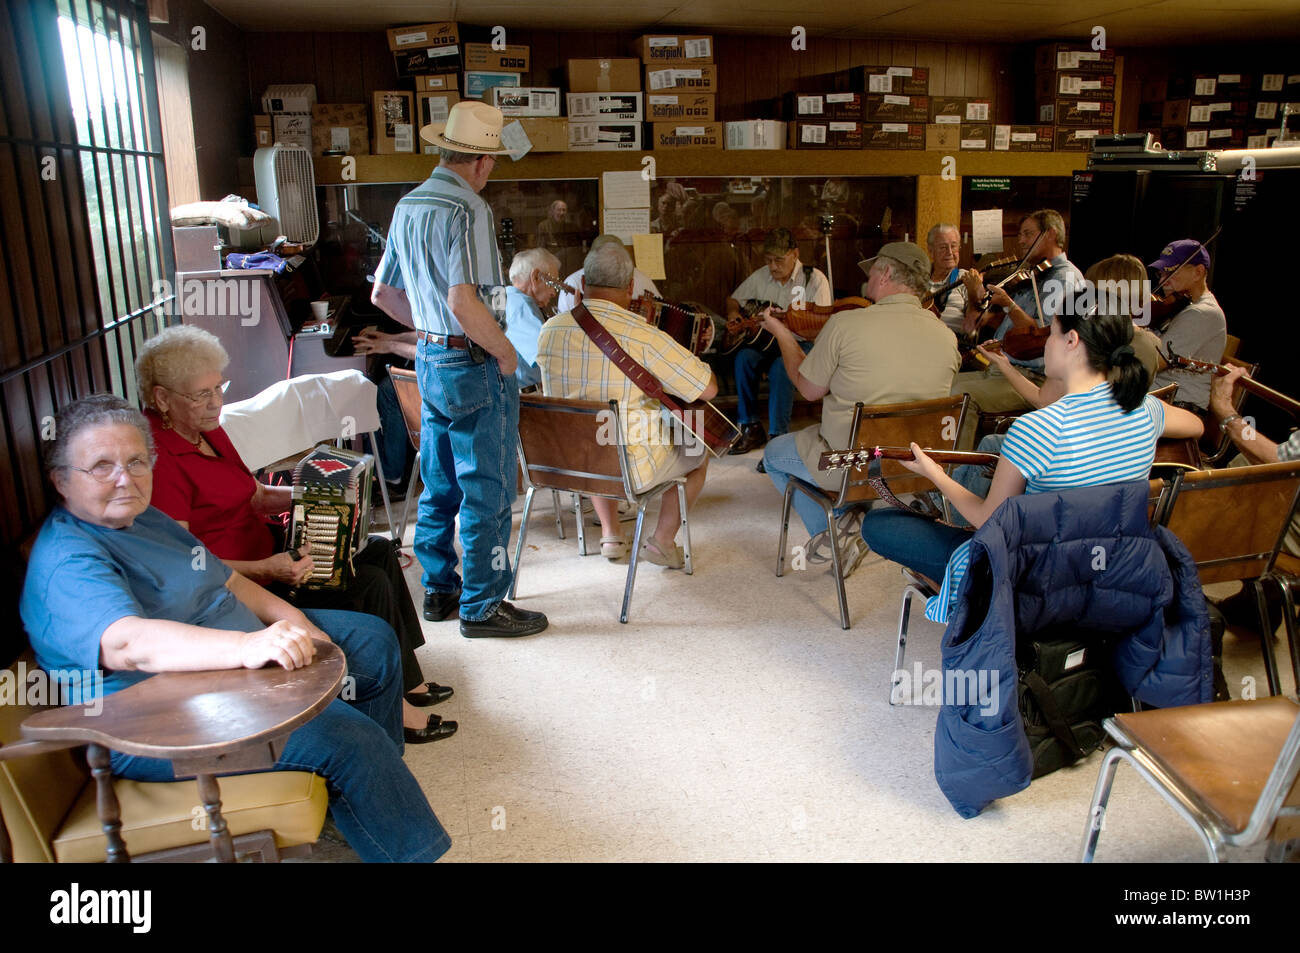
[
  {"x1": 387, "y1": 366, "x2": 565, "y2": 545},
  {"x1": 1154, "y1": 460, "x2": 1300, "y2": 696},
  {"x1": 511, "y1": 394, "x2": 695, "y2": 624},
  {"x1": 0, "y1": 652, "x2": 330, "y2": 863},
  {"x1": 1081, "y1": 697, "x2": 1300, "y2": 862},
  {"x1": 778, "y1": 394, "x2": 971, "y2": 630}
]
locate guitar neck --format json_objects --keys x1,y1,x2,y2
[
  {"x1": 1167, "y1": 355, "x2": 1300, "y2": 418},
  {"x1": 818, "y1": 447, "x2": 1000, "y2": 471}
]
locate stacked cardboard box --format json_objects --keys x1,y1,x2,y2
[
  {"x1": 567, "y1": 58, "x2": 643, "y2": 150},
  {"x1": 311, "y1": 104, "x2": 369, "y2": 156},
  {"x1": 387, "y1": 22, "x2": 462, "y2": 79},
  {"x1": 259, "y1": 85, "x2": 316, "y2": 151},
  {"x1": 639, "y1": 33, "x2": 720, "y2": 149},
  {"x1": 927, "y1": 97, "x2": 992, "y2": 151},
  {"x1": 1033, "y1": 43, "x2": 1115, "y2": 150},
  {"x1": 1142, "y1": 69, "x2": 1293, "y2": 152},
  {"x1": 823, "y1": 66, "x2": 928, "y2": 149}
]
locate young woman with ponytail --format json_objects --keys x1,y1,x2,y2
[{"x1": 861, "y1": 291, "x2": 1205, "y2": 623}]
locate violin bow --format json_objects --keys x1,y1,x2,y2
[{"x1": 974, "y1": 228, "x2": 1046, "y2": 326}]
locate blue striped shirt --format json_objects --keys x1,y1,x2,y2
[
  {"x1": 375, "y1": 166, "x2": 505, "y2": 334},
  {"x1": 926, "y1": 383, "x2": 1165, "y2": 622}
]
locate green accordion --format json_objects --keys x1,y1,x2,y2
[{"x1": 288, "y1": 444, "x2": 374, "y2": 589}]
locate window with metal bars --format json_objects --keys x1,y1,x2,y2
[{"x1": 0, "y1": 0, "x2": 173, "y2": 557}]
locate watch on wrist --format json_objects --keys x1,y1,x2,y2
[{"x1": 1219, "y1": 413, "x2": 1242, "y2": 432}]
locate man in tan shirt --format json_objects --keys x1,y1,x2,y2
[{"x1": 760, "y1": 241, "x2": 960, "y2": 575}]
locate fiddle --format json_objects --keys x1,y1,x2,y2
[
  {"x1": 723, "y1": 296, "x2": 873, "y2": 353},
  {"x1": 1148, "y1": 291, "x2": 1192, "y2": 328}
]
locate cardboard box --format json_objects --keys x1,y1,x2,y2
[
  {"x1": 464, "y1": 43, "x2": 529, "y2": 72},
  {"x1": 271, "y1": 113, "x2": 311, "y2": 149},
  {"x1": 1050, "y1": 99, "x2": 1116, "y2": 127},
  {"x1": 311, "y1": 103, "x2": 368, "y2": 155},
  {"x1": 1205, "y1": 125, "x2": 1246, "y2": 147},
  {"x1": 1160, "y1": 126, "x2": 1187, "y2": 150},
  {"x1": 925, "y1": 123, "x2": 990, "y2": 150},
  {"x1": 372, "y1": 91, "x2": 415, "y2": 154},
  {"x1": 1190, "y1": 73, "x2": 1252, "y2": 99},
  {"x1": 566, "y1": 92, "x2": 643, "y2": 121},
  {"x1": 464, "y1": 71, "x2": 521, "y2": 100},
  {"x1": 789, "y1": 120, "x2": 865, "y2": 149},
  {"x1": 1162, "y1": 99, "x2": 1190, "y2": 126},
  {"x1": 646, "y1": 94, "x2": 714, "y2": 122},
  {"x1": 387, "y1": 22, "x2": 459, "y2": 53},
  {"x1": 394, "y1": 46, "x2": 463, "y2": 78},
  {"x1": 845, "y1": 66, "x2": 929, "y2": 96},
  {"x1": 1054, "y1": 127, "x2": 1104, "y2": 151},
  {"x1": 262, "y1": 85, "x2": 315, "y2": 115},
  {"x1": 1187, "y1": 100, "x2": 1249, "y2": 124},
  {"x1": 638, "y1": 35, "x2": 714, "y2": 63},
  {"x1": 417, "y1": 92, "x2": 460, "y2": 129},
  {"x1": 993, "y1": 124, "x2": 1054, "y2": 152},
  {"x1": 1253, "y1": 100, "x2": 1280, "y2": 122},
  {"x1": 725, "y1": 120, "x2": 785, "y2": 150},
  {"x1": 513, "y1": 117, "x2": 568, "y2": 152},
  {"x1": 414, "y1": 73, "x2": 457, "y2": 93},
  {"x1": 644, "y1": 65, "x2": 717, "y2": 94},
  {"x1": 651, "y1": 122, "x2": 723, "y2": 150},
  {"x1": 861, "y1": 122, "x2": 925, "y2": 150},
  {"x1": 783, "y1": 92, "x2": 863, "y2": 121},
  {"x1": 254, "y1": 114, "x2": 272, "y2": 148},
  {"x1": 489, "y1": 87, "x2": 560, "y2": 117},
  {"x1": 1033, "y1": 44, "x2": 1116, "y2": 73},
  {"x1": 864, "y1": 93, "x2": 930, "y2": 123},
  {"x1": 1258, "y1": 73, "x2": 1285, "y2": 94},
  {"x1": 1035, "y1": 72, "x2": 1116, "y2": 101},
  {"x1": 929, "y1": 97, "x2": 992, "y2": 123},
  {"x1": 568, "y1": 58, "x2": 642, "y2": 93},
  {"x1": 567, "y1": 121, "x2": 642, "y2": 150}
]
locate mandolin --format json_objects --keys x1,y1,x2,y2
[{"x1": 722, "y1": 296, "x2": 874, "y2": 354}]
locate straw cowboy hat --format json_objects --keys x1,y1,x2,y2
[{"x1": 420, "y1": 101, "x2": 513, "y2": 155}]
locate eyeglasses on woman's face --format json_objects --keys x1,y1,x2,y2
[
  {"x1": 166, "y1": 381, "x2": 229, "y2": 405},
  {"x1": 63, "y1": 454, "x2": 156, "y2": 483}
]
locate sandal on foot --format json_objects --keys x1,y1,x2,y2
[
  {"x1": 601, "y1": 536, "x2": 628, "y2": 560},
  {"x1": 640, "y1": 538, "x2": 684, "y2": 569}
]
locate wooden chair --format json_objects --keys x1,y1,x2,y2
[
  {"x1": 511, "y1": 394, "x2": 695, "y2": 624},
  {"x1": 777, "y1": 394, "x2": 970, "y2": 630},
  {"x1": 1081, "y1": 697, "x2": 1300, "y2": 862},
  {"x1": 1155, "y1": 460, "x2": 1300, "y2": 696},
  {"x1": 0, "y1": 648, "x2": 337, "y2": 863},
  {"x1": 1222, "y1": 334, "x2": 1241, "y2": 361},
  {"x1": 387, "y1": 366, "x2": 565, "y2": 544}
]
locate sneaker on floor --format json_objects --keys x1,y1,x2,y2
[{"x1": 827, "y1": 534, "x2": 870, "y2": 579}]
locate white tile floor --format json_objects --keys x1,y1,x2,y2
[{"x1": 324, "y1": 450, "x2": 1297, "y2": 863}]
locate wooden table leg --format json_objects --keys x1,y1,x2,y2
[
  {"x1": 87, "y1": 743, "x2": 130, "y2": 863},
  {"x1": 196, "y1": 773, "x2": 236, "y2": 863}
]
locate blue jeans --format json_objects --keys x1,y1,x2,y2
[
  {"x1": 734, "y1": 340, "x2": 813, "y2": 435},
  {"x1": 945, "y1": 433, "x2": 1006, "y2": 529},
  {"x1": 374, "y1": 373, "x2": 412, "y2": 487},
  {"x1": 111, "y1": 608, "x2": 450, "y2": 863},
  {"x1": 764, "y1": 431, "x2": 841, "y2": 536},
  {"x1": 415, "y1": 340, "x2": 520, "y2": 621},
  {"x1": 861, "y1": 509, "x2": 972, "y2": 584}
]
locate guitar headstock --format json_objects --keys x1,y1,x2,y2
[
  {"x1": 818, "y1": 447, "x2": 879, "y2": 471},
  {"x1": 538, "y1": 272, "x2": 576, "y2": 296}
]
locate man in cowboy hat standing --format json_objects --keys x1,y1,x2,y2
[{"x1": 372, "y1": 101, "x2": 548, "y2": 638}]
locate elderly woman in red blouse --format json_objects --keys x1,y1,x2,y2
[{"x1": 135, "y1": 325, "x2": 454, "y2": 744}]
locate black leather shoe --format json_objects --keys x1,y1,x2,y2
[
  {"x1": 404, "y1": 713, "x2": 458, "y2": 744},
  {"x1": 405, "y1": 681, "x2": 454, "y2": 707},
  {"x1": 755, "y1": 458, "x2": 766, "y2": 473},
  {"x1": 423, "y1": 588, "x2": 461, "y2": 622},
  {"x1": 729, "y1": 422, "x2": 766, "y2": 455},
  {"x1": 460, "y1": 601, "x2": 549, "y2": 638}
]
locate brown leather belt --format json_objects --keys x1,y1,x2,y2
[{"x1": 417, "y1": 330, "x2": 469, "y2": 349}]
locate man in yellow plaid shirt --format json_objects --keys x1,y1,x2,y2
[{"x1": 537, "y1": 240, "x2": 717, "y2": 568}]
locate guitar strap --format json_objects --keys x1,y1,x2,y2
[{"x1": 571, "y1": 301, "x2": 688, "y2": 416}]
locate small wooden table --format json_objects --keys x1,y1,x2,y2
[{"x1": 20, "y1": 640, "x2": 345, "y2": 863}]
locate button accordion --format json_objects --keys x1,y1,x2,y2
[{"x1": 288, "y1": 444, "x2": 374, "y2": 589}]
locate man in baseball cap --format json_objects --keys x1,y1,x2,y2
[
  {"x1": 758, "y1": 238, "x2": 959, "y2": 579},
  {"x1": 371, "y1": 101, "x2": 550, "y2": 639},
  {"x1": 1147, "y1": 237, "x2": 1225, "y2": 410}
]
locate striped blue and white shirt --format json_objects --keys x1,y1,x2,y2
[
  {"x1": 926, "y1": 383, "x2": 1165, "y2": 622},
  {"x1": 375, "y1": 166, "x2": 505, "y2": 334}
]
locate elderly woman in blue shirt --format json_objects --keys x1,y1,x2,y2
[{"x1": 19, "y1": 395, "x2": 450, "y2": 862}]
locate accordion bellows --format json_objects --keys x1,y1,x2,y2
[{"x1": 288, "y1": 445, "x2": 374, "y2": 589}]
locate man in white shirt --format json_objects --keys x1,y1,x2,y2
[
  {"x1": 926, "y1": 223, "x2": 969, "y2": 334},
  {"x1": 725, "y1": 228, "x2": 832, "y2": 457},
  {"x1": 554, "y1": 234, "x2": 660, "y2": 315}
]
